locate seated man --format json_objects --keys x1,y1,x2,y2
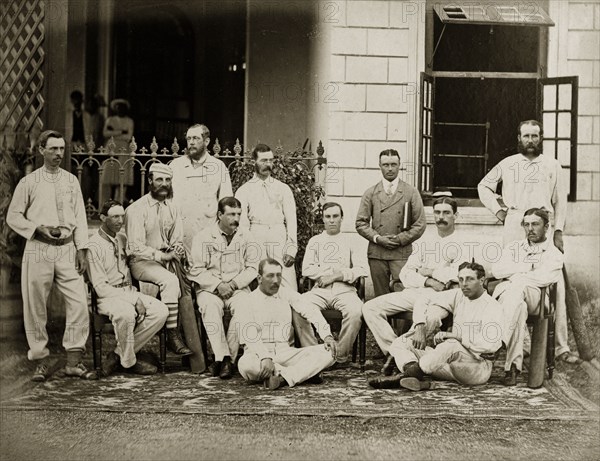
[
  {"x1": 125, "y1": 163, "x2": 193, "y2": 356},
  {"x1": 491, "y1": 208, "x2": 563, "y2": 386},
  {"x1": 88, "y1": 200, "x2": 169, "y2": 376},
  {"x1": 369, "y1": 262, "x2": 504, "y2": 390},
  {"x1": 363, "y1": 194, "x2": 464, "y2": 373},
  {"x1": 297, "y1": 202, "x2": 368, "y2": 364},
  {"x1": 237, "y1": 258, "x2": 338, "y2": 390},
  {"x1": 187, "y1": 197, "x2": 259, "y2": 379}
]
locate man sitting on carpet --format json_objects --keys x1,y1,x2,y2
[
  {"x1": 236, "y1": 258, "x2": 338, "y2": 390},
  {"x1": 369, "y1": 262, "x2": 504, "y2": 390}
]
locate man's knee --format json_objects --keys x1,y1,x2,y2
[{"x1": 238, "y1": 354, "x2": 260, "y2": 381}]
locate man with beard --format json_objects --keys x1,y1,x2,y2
[
  {"x1": 88, "y1": 200, "x2": 168, "y2": 376},
  {"x1": 188, "y1": 197, "x2": 259, "y2": 379},
  {"x1": 7, "y1": 130, "x2": 96, "y2": 381},
  {"x1": 171, "y1": 124, "x2": 233, "y2": 253},
  {"x1": 491, "y1": 208, "x2": 564, "y2": 385},
  {"x1": 478, "y1": 120, "x2": 576, "y2": 364},
  {"x1": 125, "y1": 163, "x2": 193, "y2": 357},
  {"x1": 235, "y1": 144, "x2": 299, "y2": 291},
  {"x1": 363, "y1": 193, "x2": 465, "y2": 375},
  {"x1": 355, "y1": 149, "x2": 426, "y2": 297},
  {"x1": 237, "y1": 258, "x2": 338, "y2": 390},
  {"x1": 369, "y1": 262, "x2": 504, "y2": 390}
]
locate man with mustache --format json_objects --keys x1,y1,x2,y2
[
  {"x1": 237, "y1": 258, "x2": 337, "y2": 390},
  {"x1": 363, "y1": 193, "x2": 465, "y2": 375},
  {"x1": 478, "y1": 120, "x2": 576, "y2": 364},
  {"x1": 369, "y1": 262, "x2": 504, "y2": 390},
  {"x1": 125, "y1": 163, "x2": 193, "y2": 357},
  {"x1": 171, "y1": 124, "x2": 233, "y2": 253},
  {"x1": 188, "y1": 197, "x2": 259, "y2": 379},
  {"x1": 7, "y1": 130, "x2": 96, "y2": 381},
  {"x1": 235, "y1": 144, "x2": 298, "y2": 291},
  {"x1": 491, "y1": 208, "x2": 564, "y2": 385}
]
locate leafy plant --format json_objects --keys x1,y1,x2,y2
[
  {"x1": 229, "y1": 150, "x2": 325, "y2": 277},
  {"x1": 0, "y1": 146, "x2": 29, "y2": 280}
]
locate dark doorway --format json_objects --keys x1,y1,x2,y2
[{"x1": 113, "y1": 1, "x2": 246, "y2": 149}]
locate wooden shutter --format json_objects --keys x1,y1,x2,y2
[{"x1": 418, "y1": 72, "x2": 434, "y2": 193}]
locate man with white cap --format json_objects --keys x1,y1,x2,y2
[
  {"x1": 125, "y1": 162, "x2": 193, "y2": 356},
  {"x1": 171, "y1": 123, "x2": 233, "y2": 253}
]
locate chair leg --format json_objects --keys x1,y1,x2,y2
[
  {"x1": 547, "y1": 317, "x2": 556, "y2": 380},
  {"x1": 159, "y1": 326, "x2": 167, "y2": 373},
  {"x1": 352, "y1": 337, "x2": 358, "y2": 363},
  {"x1": 359, "y1": 321, "x2": 367, "y2": 372},
  {"x1": 93, "y1": 328, "x2": 103, "y2": 373}
]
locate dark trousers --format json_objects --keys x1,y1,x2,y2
[{"x1": 368, "y1": 258, "x2": 408, "y2": 298}]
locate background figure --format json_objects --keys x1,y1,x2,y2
[
  {"x1": 80, "y1": 94, "x2": 106, "y2": 208},
  {"x1": 103, "y1": 98, "x2": 134, "y2": 201},
  {"x1": 68, "y1": 90, "x2": 86, "y2": 150}
]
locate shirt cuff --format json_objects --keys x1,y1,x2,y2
[
  {"x1": 373, "y1": 235, "x2": 380, "y2": 244},
  {"x1": 153, "y1": 250, "x2": 163, "y2": 262}
]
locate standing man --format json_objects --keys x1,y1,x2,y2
[
  {"x1": 7, "y1": 130, "x2": 96, "y2": 381},
  {"x1": 188, "y1": 197, "x2": 259, "y2": 379},
  {"x1": 171, "y1": 124, "x2": 233, "y2": 253},
  {"x1": 87, "y1": 200, "x2": 168, "y2": 376},
  {"x1": 363, "y1": 194, "x2": 464, "y2": 373},
  {"x1": 237, "y1": 258, "x2": 338, "y2": 390},
  {"x1": 478, "y1": 120, "x2": 575, "y2": 363},
  {"x1": 369, "y1": 262, "x2": 504, "y2": 390},
  {"x1": 491, "y1": 208, "x2": 564, "y2": 385},
  {"x1": 299, "y1": 202, "x2": 368, "y2": 364},
  {"x1": 356, "y1": 149, "x2": 426, "y2": 297},
  {"x1": 235, "y1": 144, "x2": 298, "y2": 291},
  {"x1": 125, "y1": 163, "x2": 193, "y2": 357}
]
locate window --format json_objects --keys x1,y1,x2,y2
[{"x1": 419, "y1": 1, "x2": 578, "y2": 201}]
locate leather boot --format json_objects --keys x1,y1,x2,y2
[{"x1": 166, "y1": 328, "x2": 193, "y2": 356}]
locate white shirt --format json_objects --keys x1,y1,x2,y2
[
  {"x1": 400, "y1": 231, "x2": 464, "y2": 289},
  {"x1": 302, "y1": 231, "x2": 369, "y2": 294},
  {"x1": 382, "y1": 176, "x2": 399, "y2": 195},
  {"x1": 235, "y1": 174, "x2": 297, "y2": 257},
  {"x1": 478, "y1": 153, "x2": 567, "y2": 231},
  {"x1": 170, "y1": 154, "x2": 233, "y2": 251},
  {"x1": 491, "y1": 238, "x2": 563, "y2": 288},
  {"x1": 416, "y1": 289, "x2": 504, "y2": 356},
  {"x1": 7, "y1": 166, "x2": 89, "y2": 249}
]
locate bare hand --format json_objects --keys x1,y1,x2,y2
[
  {"x1": 418, "y1": 267, "x2": 434, "y2": 277},
  {"x1": 217, "y1": 282, "x2": 234, "y2": 300},
  {"x1": 496, "y1": 209, "x2": 507, "y2": 224},
  {"x1": 553, "y1": 230, "x2": 564, "y2": 253},
  {"x1": 76, "y1": 249, "x2": 88, "y2": 276},
  {"x1": 282, "y1": 254, "x2": 295, "y2": 267},
  {"x1": 377, "y1": 235, "x2": 400, "y2": 250},
  {"x1": 324, "y1": 335, "x2": 338, "y2": 360},
  {"x1": 258, "y1": 358, "x2": 276, "y2": 380},
  {"x1": 425, "y1": 278, "x2": 446, "y2": 292},
  {"x1": 412, "y1": 324, "x2": 427, "y2": 350},
  {"x1": 36, "y1": 225, "x2": 60, "y2": 240},
  {"x1": 135, "y1": 297, "x2": 147, "y2": 323},
  {"x1": 433, "y1": 331, "x2": 447, "y2": 346},
  {"x1": 317, "y1": 274, "x2": 338, "y2": 288}
]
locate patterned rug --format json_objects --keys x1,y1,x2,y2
[{"x1": 1, "y1": 360, "x2": 598, "y2": 421}]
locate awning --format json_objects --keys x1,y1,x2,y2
[{"x1": 434, "y1": 2, "x2": 554, "y2": 26}]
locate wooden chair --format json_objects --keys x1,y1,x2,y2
[
  {"x1": 485, "y1": 278, "x2": 557, "y2": 388},
  {"x1": 298, "y1": 276, "x2": 368, "y2": 371},
  {"x1": 87, "y1": 276, "x2": 167, "y2": 374}
]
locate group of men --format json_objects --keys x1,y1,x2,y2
[{"x1": 7, "y1": 118, "x2": 576, "y2": 391}]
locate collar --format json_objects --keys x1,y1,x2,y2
[
  {"x1": 517, "y1": 153, "x2": 545, "y2": 163},
  {"x1": 523, "y1": 238, "x2": 551, "y2": 254},
  {"x1": 256, "y1": 289, "x2": 280, "y2": 300},
  {"x1": 146, "y1": 194, "x2": 169, "y2": 207},
  {"x1": 186, "y1": 153, "x2": 208, "y2": 167},
  {"x1": 251, "y1": 173, "x2": 276, "y2": 185},
  {"x1": 381, "y1": 176, "x2": 400, "y2": 191},
  {"x1": 98, "y1": 227, "x2": 118, "y2": 245}
]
